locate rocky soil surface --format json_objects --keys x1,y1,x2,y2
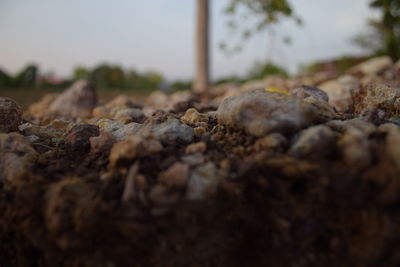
[{"x1": 1, "y1": 56, "x2": 400, "y2": 266}]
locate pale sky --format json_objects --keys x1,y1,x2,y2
[{"x1": 0, "y1": 0, "x2": 377, "y2": 80}]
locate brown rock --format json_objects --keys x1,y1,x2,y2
[
  {"x1": 64, "y1": 124, "x2": 100, "y2": 152},
  {"x1": 0, "y1": 97, "x2": 22, "y2": 133},
  {"x1": 181, "y1": 108, "x2": 209, "y2": 126},
  {"x1": 158, "y1": 162, "x2": 189, "y2": 187},
  {"x1": 49, "y1": 80, "x2": 97, "y2": 117},
  {"x1": 0, "y1": 133, "x2": 38, "y2": 183},
  {"x1": 89, "y1": 132, "x2": 116, "y2": 155},
  {"x1": 185, "y1": 142, "x2": 207, "y2": 154},
  {"x1": 109, "y1": 133, "x2": 163, "y2": 167}
]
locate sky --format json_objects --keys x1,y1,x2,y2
[{"x1": 0, "y1": 0, "x2": 378, "y2": 81}]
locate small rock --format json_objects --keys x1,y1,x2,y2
[
  {"x1": 186, "y1": 162, "x2": 218, "y2": 200},
  {"x1": 181, "y1": 108, "x2": 209, "y2": 127},
  {"x1": 112, "y1": 108, "x2": 144, "y2": 124},
  {"x1": 289, "y1": 125, "x2": 338, "y2": 158},
  {"x1": 96, "y1": 118, "x2": 142, "y2": 140},
  {"x1": 350, "y1": 56, "x2": 392, "y2": 76},
  {"x1": 217, "y1": 90, "x2": 322, "y2": 136},
  {"x1": 64, "y1": 124, "x2": 100, "y2": 152},
  {"x1": 326, "y1": 118, "x2": 376, "y2": 135},
  {"x1": 253, "y1": 133, "x2": 287, "y2": 152},
  {"x1": 28, "y1": 94, "x2": 58, "y2": 117},
  {"x1": 90, "y1": 132, "x2": 116, "y2": 155},
  {"x1": 353, "y1": 83, "x2": 400, "y2": 116},
  {"x1": 158, "y1": 162, "x2": 188, "y2": 187},
  {"x1": 185, "y1": 142, "x2": 207, "y2": 154},
  {"x1": 378, "y1": 124, "x2": 400, "y2": 169},
  {"x1": 150, "y1": 117, "x2": 194, "y2": 144},
  {"x1": 109, "y1": 133, "x2": 163, "y2": 167},
  {"x1": 319, "y1": 75, "x2": 361, "y2": 112},
  {"x1": 146, "y1": 91, "x2": 169, "y2": 108},
  {"x1": 0, "y1": 97, "x2": 22, "y2": 133},
  {"x1": 360, "y1": 108, "x2": 386, "y2": 125},
  {"x1": 49, "y1": 80, "x2": 97, "y2": 117},
  {"x1": 0, "y1": 133, "x2": 38, "y2": 183},
  {"x1": 19, "y1": 120, "x2": 72, "y2": 144},
  {"x1": 290, "y1": 85, "x2": 329, "y2": 102},
  {"x1": 182, "y1": 152, "x2": 205, "y2": 166},
  {"x1": 338, "y1": 128, "x2": 371, "y2": 171}
]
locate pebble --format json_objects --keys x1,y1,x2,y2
[
  {"x1": 0, "y1": 97, "x2": 22, "y2": 133},
  {"x1": 109, "y1": 133, "x2": 163, "y2": 167},
  {"x1": 49, "y1": 80, "x2": 97, "y2": 117},
  {"x1": 149, "y1": 117, "x2": 194, "y2": 144},
  {"x1": 89, "y1": 132, "x2": 116, "y2": 155},
  {"x1": 338, "y1": 128, "x2": 371, "y2": 171},
  {"x1": 180, "y1": 108, "x2": 209, "y2": 127},
  {"x1": 158, "y1": 162, "x2": 189, "y2": 187},
  {"x1": 319, "y1": 75, "x2": 361, "y2": 112},
  {"x1": 186, "y1": 162, "x2": 218, "y2": 200},
  {"x1": 64, "y1": 124, "x2": 100, "y2": 152},
  {"x1": 289, "y1": 125, "x2": 338, "y2": 158},
  {"x1": 217, "y1": 90, "x2": 322, "y2": 136},
  {"x1": 354, "y1": 84, "x2": 400, "y2": 116},
  {"x1": 185, "y1": 142, "x2": 207, "y2": 154},
  {"x1": 0, "y1": 133, "x2": 38, "y2": 182},
  {"x1": 290, "y1": 85, "x2": 329, "y2": 102},
  {"x1": 112, "y1": 108, "x2": 144, "y2": 123}
]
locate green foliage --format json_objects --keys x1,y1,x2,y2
[
  {"x1": 247, "y1": 61, "x2": 288, "y2": 79},
  {"x1": 13, "y1": 65, "x2": 38, "y2": 88},
  {"x1": 0, "y1": 69, "x2": 12, "y2": 88},
  {"x1": 222, "y1": 0, "x2": 301, "y2": 54},
  {"x1": 355, "y1": 0, "x2": 400, "y2": 60},
  {"x1": 299, "y1": 56, "x2": 369, "y2": 74},
  {"x1": 170, "y1": 80, "x2": 192, "y2": 92},
  {"x1": 83, "y1": 64, "x2": 164, "y2": 91}
]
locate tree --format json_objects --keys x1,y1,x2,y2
[
  {"x1": 14, "y1": 64, "x2": 38, "y2": 88},
  {"x1": 221, "y1": 0, "x2": 300, "y2": 54},
  {"x1": 194, "y1": 0, "x2": 210, "y2": 94},
  {"x1": 354, "y1": 0, "x2": 400, "y2": 61}
]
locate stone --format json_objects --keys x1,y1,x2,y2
[
  {"x1": 290, "y1": 85, "x2": 329, "y2": 102},
  {"x1": 338, "y1": 128, "x2": 371, "y2": 171},
  {"x1": 49, "y1": 80, "x2": 97, "y2": 117},
  {"x1": 181, "y1": 153, "x2": 205, "y2": 166},
  {"x1": 253, "y1": 133, "x2": 287, "y2": 152},
  {"x1": 0, "y1": 133, "x2": 38, "y2": 183},
  {"x1": 180, "y1": 108, "x2": 209, "y2": 127},
  {"x1": 64, "y1": 124, "x2": 100, "y2": 152},
  {"x1": 89, "y1": 132, "x2": 116, "y2": 155},
  {"x1": 18, "y1": 120, "x2": 72, "y2": 144},
  {"x1": 28, "y1": 94, "x2": 58, "y2": 117},
  {"x1": 217, "y1": 90, "x2": 322, "y2": 137},
  {"x1": 150, "y1": 117, "x2": 194, "y2": 144},
  {"x1": 158, "y1": 162, "x2": 189, "y2": 187},
  {"x1": 109, "y1": 133, "x2": 163, "y2": 167},
  {"x1": 0, "y1": 97, "x2": 22, "y2": 133},
  {"x1": 96, "y1": 119, "x2": 142, "y2": 141},
  {"x1": 289, "y1": 125, "x2": 338, "y2": 158},
  {"x1": 112, "y1": 108, "x2": 144, "y2": 124},
  {"x1": 378, "y1": 124, "x2": 400, "y2": 169},
  {"x1": 353, "y1": 83, "x2": 400, "y2": 116},
  {"x1": 302, "y1": 95, "x2": 338, "y2": 122},
  {"x1": 186, "y1": 162, "x2": 218, "y2": 200},
  {"x1": 350, "y1": 56, "x2": 392, "y2": 76},
  {"x1": 319, "y1": 75, "x2": 361, "y2": 112},
  {"x1": 146, "y1": 91, "x2": 169, "y2": 108},
  {"x1": 326, "y1": 118, "x2": 376, "y2": 135},
  {"x1": 185, "y1": 142, "x2": 207, "y2": 154}
]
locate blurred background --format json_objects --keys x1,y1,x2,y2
[{"x1": 0, "y1": 0, "x2": 398, "y2": 106}]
